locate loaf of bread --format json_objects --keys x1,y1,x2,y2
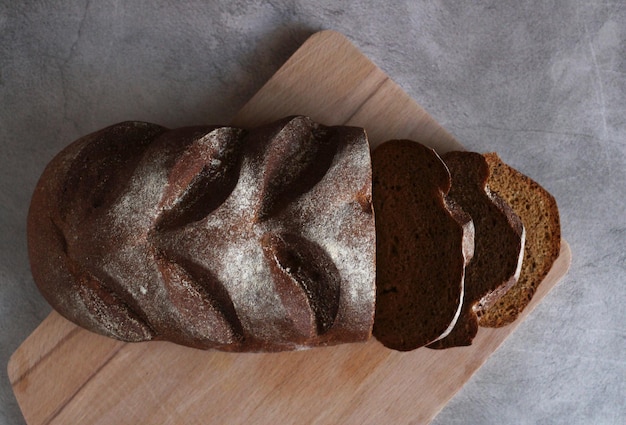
[
  {"x1": 478, "y1": 153, "x2": 561, "y2": 327},
  {"x1": 428, "y1": 151, "x2": 525, "y2": 348},
  {"x1": 371, "y1": 140, "x2": 475, "y2": 351},
  {"x1": 28, "y1": 114, "x2": 563, "y2": 353},
  {"x1": 27, "y1": 116, "x2": 376, "y2": 352}
]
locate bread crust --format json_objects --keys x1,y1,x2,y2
[{"x1": 27, "y1": 117, "x2": 376, "y2": 351}]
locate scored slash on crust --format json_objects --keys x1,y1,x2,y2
[{"x1": 261, "y1": 232, "x2": 341, "y2": 339}]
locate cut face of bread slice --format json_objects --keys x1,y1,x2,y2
[
  {"x1": 372, "y1": 140, "x2": 474, "y2": 351},
  {"x1": 428, "y1": 151, "x2": 525, "y2": 349},
  {"x1": 478, "y1": 153, "x2": 561, "y2": 328}
]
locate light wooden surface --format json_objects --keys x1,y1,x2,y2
[{"x1": 8, "y1": 30, "x2": 571, "y2": 425}]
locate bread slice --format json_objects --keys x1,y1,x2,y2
[
  {"x1": 478, "y1": 153, "x2": 561, "y2": 327},
  {"x1": 428, "y1": 151, "x2": 525, "y2": 348},
  {"x1": 372, "y1": 140, "x2": 474, "y2": 351}
]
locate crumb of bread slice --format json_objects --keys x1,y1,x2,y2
[
  {"x1": 428, "y1": 151, "x2": 525, "y2": 348},
  {"x1": 478, "y1": 152, "x2": 561, "y2": 328},
  {"x1": 372, "y1": 140, "x2": 474, "y2": 351}
]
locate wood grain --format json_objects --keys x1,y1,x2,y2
[{"x1": 9, "y1": 30, "x2": 571, "y2": 425}]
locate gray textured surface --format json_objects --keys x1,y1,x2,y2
[{"x1": 1, "y1": 1, "x2": 624, "y2": 424}]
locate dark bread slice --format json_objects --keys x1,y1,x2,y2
[
  {"x1": 479, "y1": 153, "x2": 561, "y2": 327},
  {"x1": 372, "y1": 140, "x2": 474, "y2": 351},
  {"x1": 428, "y1": 151, "x2": 525, "y2": 348}
]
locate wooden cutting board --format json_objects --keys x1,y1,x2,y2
[{"x1": 9, "y1": 30, "x2": 572, "y2": 425}]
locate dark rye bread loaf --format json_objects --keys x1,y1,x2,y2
[
  {"x1": 371, "y1": 140, "x2": 475, "y2": 351},
  {"x1": 479, "y1": 153, "x2": 561, "y2": 328},
  {"x1": 27, "y1": 116, "x2": 376, "y2": 352},
  {"x1": 428, "y1": 151, "x2": 525, "y2": 348}
]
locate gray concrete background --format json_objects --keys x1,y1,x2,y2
[{"x1": 1, "y1": 1, "x2": 624, "y2": 424}]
